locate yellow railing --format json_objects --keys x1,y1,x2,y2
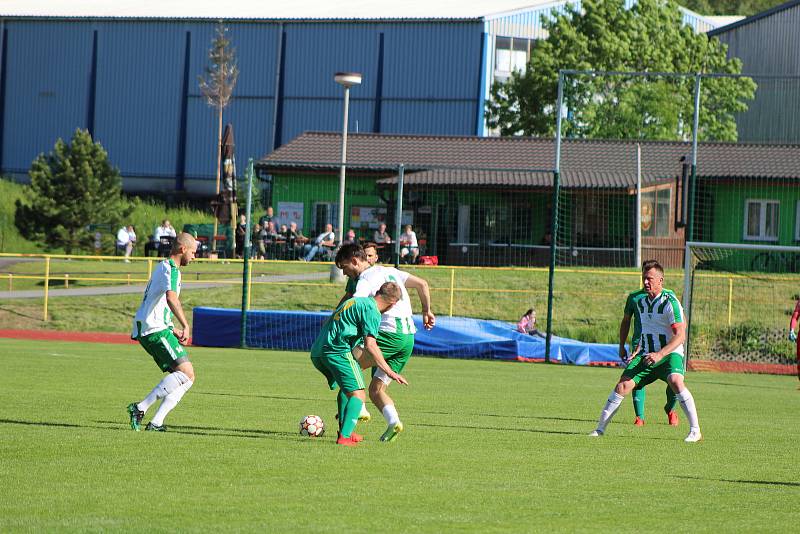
[{"x1": 0, "y1": 252, "x2": 749, "y2": 325}]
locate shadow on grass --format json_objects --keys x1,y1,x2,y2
[
  {"x1": 0, "y1": 417, "x2": 299, "y2": 442},
  {"x1": 197, "y1": 391, "x2": 322, "y2": 402},
  {"x1": 0, "y1": 306, "x2": 41, "y2": 321},
  {"x1": 691, "y1": 380, "x2": 788, "y2": 390},
  {"x1": 414, "y1": 421, "x2": 584, "y2": 436},
  {"x1": 675, "y1": 475, "x2": 800, "y2": 487},
  {"x1": 0, "y1": 418, "x2": 81, "y2": 429},
  {"x1": 416, "y1": 409, "x2": 595, "y2": 423}
]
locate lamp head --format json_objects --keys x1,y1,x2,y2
[{"x1": 334, "y1": 72, "x2": 363, "y2": 88}]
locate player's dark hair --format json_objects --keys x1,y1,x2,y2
[
  {"x1": 335, "y1": 243, "x2": 366, "y2": 265},
  {"x1": 376, "y1": 281, "x2": 401, "y2": 302},
  {"x1": 642, "y1": 259, "x2": 664, "y2": 276},
  {"x1": 363, "y1": 241, "x2": 378, "y2": 251}
]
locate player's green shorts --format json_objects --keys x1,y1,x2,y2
[
  {"x1": 137, "y1": 328, "x2": 189, "y2": 372},
  {"x1": 373, "y1": 331, "x2": 415, "y2": 375},
  {"x1": 310, "y1": 351, "x2": 365, "y2": 393},
  {"x1": 622, "y1": 352, "x2": 685, "y2": 387}
]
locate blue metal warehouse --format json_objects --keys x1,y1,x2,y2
[{"x1": 0, "y1": 1, "x2": 722, "y2": 194}]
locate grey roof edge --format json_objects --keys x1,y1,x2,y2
[
  {"x1": 0, "y1": 14, "x2": 484, "y2": 23},
  {"x1": 707, "y1": 0, "x2": 800, "y2": 36}
]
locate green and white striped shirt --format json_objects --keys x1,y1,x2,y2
[
  {"x1": 131, "y1": 259, "x2": 181, "y2": 338},
  {"x1": 630, "y1": 288, "x2": 684, "y2": 356}
]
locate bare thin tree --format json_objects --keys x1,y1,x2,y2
[{"x1": 199, "y1": 23, "x2": 239, "y2": 251}]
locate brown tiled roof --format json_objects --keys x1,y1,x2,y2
[{"x1": 259, "y1": 131, "x2": 800, "y2": 189}]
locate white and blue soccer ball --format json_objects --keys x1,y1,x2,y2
[{"x1": 299, "y1": 415, "x2": 325, "y2": 437}]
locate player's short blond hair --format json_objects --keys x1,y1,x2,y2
[{"x1": 171, "y1": 232, "x2": 197, "y2": 254}]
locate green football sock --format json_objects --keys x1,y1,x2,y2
[
  {"x1": 664, "y1": 385, "x2": 678, "y2": 413},
  {"x1": 337, "y1": 389, "x2": 348, "y2": 430},
  {"x1": 340, "y1": 396, "x2": 364, "y2": 438},
  {"x1": 632, "y1": 387, "x2": 645, "y2": 419}
]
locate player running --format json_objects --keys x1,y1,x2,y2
[
  {"x1": 591, "y1": 260, "x2": 702, "y2": 442},
  {"x1": 336, "y1": 243, "x2": 435, "y2": 442},
  {"x1": 620, "y1": 263, "x2": 679, "y2": 427},
  {"x1": 311, "y1": 281, "x2": 407, "y2": 446},
  {"x1": 127, "y1": 232, "x2": 197, "y2": 432}
]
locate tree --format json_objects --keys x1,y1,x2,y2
[
  {"x1": 199, "y1": 23, "x2": 239, "y2": 251},
  {"x1": 15, "y1": 129, "x2": 132, "y2": 253},
  {"x1": 486, "y1": 0, "x2": 756, "y2": 141}
]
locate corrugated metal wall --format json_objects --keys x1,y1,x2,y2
[
  {"x1": 713, "y1": 4, "x2": 800, "y2": 143},
  {"x1": 0, "y1": 18, "x2": 484, "y2": 192}
]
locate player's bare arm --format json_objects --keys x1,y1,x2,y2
[
  {"x1": 166, "y1": 290, "x2": 190, "y2": 343},
  {"x1": 644, "y1": 322, "x2": 686, "y2": 365},
  {"x1": 618, "y1": 312, "x2": 632, "y2": 360},
  {"x1": 789, "y1": 300, "x2": 800, "y2": 341},
  {"x1": 364, "y1": 335, "x2": 408, "y2": 385},
  {"x1": 404, "y1": 274, "x2": 435, "y2": 330}
]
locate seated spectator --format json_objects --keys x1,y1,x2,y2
[
  {"x1": 116, "y1": 224, "x2": 136, "y2": 263},
  {"x1": 399, "y1": 224, "x2": 419, "y2": 264},
  {"x1": 302, "y1": 223, "x2": 336, "y2": 261},
  {"x1": 234, "y1": 214, "x2": 247, "y2": 258},
  {"x1": 261, "y1": 221, "x2": 280, "y2": 259},
  {"x1": 253, "y1": 224, "x2": 265, "y2": 259},
  {"x1": 283, "y1": 222, "x2": 306, "y2": 259},
  {"x1": 373, "y1": 222, "x2": 391, "y2": 245},
  {"x1": 517, "y1": 308, "x2": 544, "y2": 338},
  {"x1": 153, "y1": 219, "x2": 177, "y2": 257},
  {"x1": 342, "y1": 229, "x2": 357, "y2": 245},
  {"x1": 258, "y1": 206, "x2": 274, "y2": 229}
]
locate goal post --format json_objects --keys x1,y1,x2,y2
[{"x1": 684, "y1": 240, "x2": 800, "y2": 371}]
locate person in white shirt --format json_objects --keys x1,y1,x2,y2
[
  {"x1": 127, "y1": 233, "x2": 198, "y2": 432},
  {"x1": 116, "y1": 225, "x2": 136, "y2": 262},
  {"x1": 302, "y1": 223, "x2": 336, "y2": 261},
  {"x1": 399, "y1": 224, "x2": 419, "y2": 264},
  {"x1": 149, "y1": 219, "x2": 177, "y2": 257}
]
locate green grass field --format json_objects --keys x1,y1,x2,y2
[{"x1": 1, "y1": 338, "x2": 797, "y2": 532}]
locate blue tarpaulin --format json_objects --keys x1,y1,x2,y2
[{"x1": 192, "y1": 307, "x2": 622, "y2": 366}]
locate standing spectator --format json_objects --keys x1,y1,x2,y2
[
  {"x1": 399, "y1": 224, "x2": 419, "y2": 264},
  {"x1": 258, "y1": 206, "x2": 274, "y2": 229},
  {"x1": 302, "y1": 223, "x2": 336, "y2": 261},
  {"x1": 235, "y1": 214, "x2": 247, "y2": 258},
  {"x1": 116, "y1": 224, "x2": 136, "y2": 263},
  {"x1": 373, "y1": 223, "x2": 391, "y2": 245}
]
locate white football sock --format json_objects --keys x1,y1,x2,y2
[
  {"x1": 597, "y1": 392, "x2": 624, "y2": 432},
  {"x1": 150, "y1": 380, "x2": 193, "y2": 427},
  {"x1": 138, "y1": 371, "x2": 189, "y2": 413},
  {"x1": 382, "y1": 404, "x2": 400, "y2": 426},
  {"x1": 676, "y1": 388, "x2": 700, "y2": 430}
]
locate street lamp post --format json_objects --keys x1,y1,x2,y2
[{"x1": 331, "y1": 71, "x2": 362, "y2": 282}]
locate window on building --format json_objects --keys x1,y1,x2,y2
[
  {"x1": 494, "y1": 36, "x2": 531, "y2": 84},
  {"x1": 744, "y1": 199, "x2": 779, "y2": 241},
  {"x1": 470, "y1": 205, "x2": 510, "y2": 244},
  {"x1": 641, "y1": 188, "x2": 671, "y2": 237}
]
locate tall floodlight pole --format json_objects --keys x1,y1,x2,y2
[
  {"x1": 545, "y1": 71, "x2": 565, "y2": 364},
  {"x1": 331, "y1": 72, "x2": 362, "y2": 282}
]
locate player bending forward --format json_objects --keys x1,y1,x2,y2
[
  {"x1": 127, "y1": 232, "x2": 198, "y2": 432},
  {"x1": 337, "y1": 243, "x2": 435, "y2": 442},
  {"x1": 591, "y1": 260, "x2": 702, "y2": 443},
  {"x1": 311, "y1": 281, "x2": 408, "y2": 446}
]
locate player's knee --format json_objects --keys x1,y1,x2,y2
[
  {"x1": 616, "y1": 380, "x2": 634, "y2": 395},
  {"x1": 667, "y1": 374, "x2": 683, "y2": 391},
  {"x1": 350, "y1": 389, "x2": 366, "y2": 401}
]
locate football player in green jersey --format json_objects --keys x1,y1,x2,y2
[
  {"x1": 592, "y1": 260, "x2": 702, "y2": 442},
  {"x1": 311, "y1": 281, "x2": 407, "y2": 446}
]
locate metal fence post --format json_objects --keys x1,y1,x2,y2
[
  {"x1": 240, "y1": 158, "x2": 254, "y2": 348},
  {"x1": 43, "y1": 256, "x2": 50, "y2": 322},
  {"x1": 545, "y1": 71, "x2": 565, "y2": 364},
  {"x1": 449, "y1": 268, "x2": 455, "y2": 317},
  {"x1": 393, "y1": 164, "x2": 404, "y2": 268}
]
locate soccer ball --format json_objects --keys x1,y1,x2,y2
[{"x1": 299, "y1": 415, "x2": 325, "y2": 437}]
